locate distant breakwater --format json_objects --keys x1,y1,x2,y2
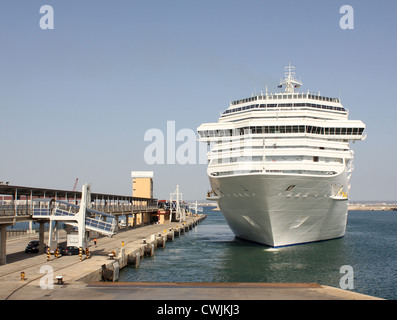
[{"x1": 349, "y1": 204, "x2": 397, "y2": 211}]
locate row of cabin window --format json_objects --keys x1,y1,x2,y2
[
  {"x1": 231, "y1": 94, "x2": 339, "y2": 105},
  {"x1": 200, "y1": 126, "x2": 364, "y2": 137},
  {"x1": 223, "y1": 103, "x2": 345, "y2": 114},
  {"x1": 211, "y1": 169, "x2": 337, "y2": 177},
  {"x1": 212, "y1": 156, "x2": 343, "y2": 164}
]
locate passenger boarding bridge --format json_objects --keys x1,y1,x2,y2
[{"x1": 0, "y1": 183, "x2": 158, "y2": 265}]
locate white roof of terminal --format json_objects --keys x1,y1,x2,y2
[{"x1": 131, "y1": 171, "x2": 154, "y2": 178}]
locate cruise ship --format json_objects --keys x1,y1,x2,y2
[{"x1": 197, "y1": 65, "x2": 366, "y2": 247}]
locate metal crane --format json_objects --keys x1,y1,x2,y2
[{"x1": 73, "y1": 178, "x2": 79, "y2": 191}]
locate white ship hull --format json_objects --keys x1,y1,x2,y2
[{"x1": 210, "y1": 171, "x2": 349, "y2": 247}]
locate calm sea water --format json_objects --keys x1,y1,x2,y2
[{"x1": 119, "y1": 208, "x2": 397, "y2": 300}]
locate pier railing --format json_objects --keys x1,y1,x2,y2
[
  {"x1": 0, "y1": 201, "x2": 158, "y2": 218},
  {"x1": 6, "y1": 225, "x2": 52, "y2": 239},
  {"x1": 0, "y1": 204, "x2": 31, "y2": 217}
]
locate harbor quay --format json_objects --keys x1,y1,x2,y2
[
  {"x1": 0, "y1": 183, "x2": 382, "y2": 300},
  {"x1": 0, "y1": 214, "x2": 206, "y2": 300},
  {"x1": 0, "y1": 214, "x2": 382, "y2": 301}
]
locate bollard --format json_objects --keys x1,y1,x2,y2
[
  {"x1": 122, "y1": 241, "x2": 124, "y2": 247},
  {"x1": 85, "y1": 247, "x2": 90, "y2": 259},
  {"x1": 79, "y1": 247, "x2": 83, "y2": 262},
  {"x1": 20, "y1": 272, "x2": 26, "y2": 281},
  {"x1": 46, "y1": 248, "x2": 50, "y2": 261},
  {"x1": 56, "y1": 276, "x2": 64, "y2": 285}
]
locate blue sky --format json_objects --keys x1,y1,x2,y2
[{"x1": 1, "y1": 0, "x2": 396, "y2": 201}]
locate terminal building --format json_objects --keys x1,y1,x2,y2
[
  {"x1": 131, "y1": 171, "x2": 153, "y2": 198},
  {"x1": 131, "y1": 171, "x2": 156, "y2": 225}
]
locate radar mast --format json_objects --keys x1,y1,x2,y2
[{"x1": 279, "y1": 63, "x2": 303, "y2": 93}]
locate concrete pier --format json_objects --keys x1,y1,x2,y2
[
  {"x1": 0, "y1": 213, "x2": 382, "y2": 300},
  {"x1": 0, "y1": 215, "x2": 206, "y2": 300}
]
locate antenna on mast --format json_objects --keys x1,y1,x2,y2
[{"x1": 278, "y1": 63, "x2": 302, "y2": 93}]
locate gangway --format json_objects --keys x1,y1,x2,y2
[
  {"x1": 33, "y1": 184, "x2": 117, "y2": 249},
  {"x1": 32, "y1": 198, "x2": 53, "y2": 217},
  {"x1": 51, "y1": 203, "x2": 116, "y2": 236},
  {"x1": 86, "y1": 208, "x2": 117, "y2": 235}
]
